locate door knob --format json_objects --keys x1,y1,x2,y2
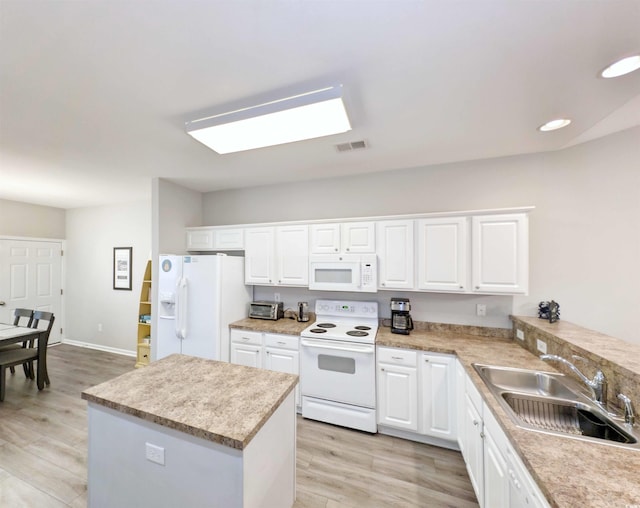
[{"x1": 0, "y1": 301, "x2": 5, "y2": 306}]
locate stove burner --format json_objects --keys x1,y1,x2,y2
[
  {"x1": 354, "y1": 326, "x2": 371, "y2": 331},
  {"x1": 346, "y1": 330, "x2": 369, "y2": 337},
  {"x1": 316, "y1": 323, "x2": 336, "y2": 328},
  {"x1": 310, "y1": 328, "x2": 327, "y2": 334}
]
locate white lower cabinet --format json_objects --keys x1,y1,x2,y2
[
  {"x1": 377, "y1": 348, "x2": 419, "y2": 431},
  {"x1": 420, "y1": 353, "x2": 456, "y2": 440},
  {"x1": 230, "y1": 330, "x2": 262, "y2": 368},
  {"x1": 230, "y1": 330, "x2": 301, "y2": 407},
  {"x1": 377, "y1": 347, "x2": 456, "y2": 443},
  {"x1": 459, "y1": 366, "x2": 550, "y2": 508}
]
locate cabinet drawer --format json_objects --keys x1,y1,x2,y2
[
  {"x1": 377, "y1": 347, "x2": 418, "y2": 367},
  {"x1": 264, "y1": 333, "x2": 299, "y2": 350},
  {"x1": 230, "y1": 329, "x2": 262, "y2": 346}
]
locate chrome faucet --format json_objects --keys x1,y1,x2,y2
[
  {"x1": 618, "y1": 394, "x2": 635, "y2": 426},
  {"x1": 540, "y1": 354, "x2": 607, "y2": 406}
]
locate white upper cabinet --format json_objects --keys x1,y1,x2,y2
[
  {"x1": 186, "y1": 227, "x2": 244, "y2": 251},
  {"x1": 471, "y1": 214, "x2": 528, "y2": 294},
  {"x1": 186, "y1": 228, "x2": 214, "y2": 250},
  {"x1": 417, "y1": 217, "x2": 468, "y2": 292},
  {"x1": 244, "y1": 227, "x2": 275, "y2": 285},
  {"x1": 377, "y1": 220, "x2": 415, "y2": 290},
  {"x1": 275, "y1": 225, "x2": 309, "y2": 286},
  {"x1": 341, "y1": 222, "x2": 376, "y2": 253},
  {"x1": 310, "y1": 222, "x2": 375, "y2": 254},
  {"x1": 310, "y1": 223, "x2": 341, "y2": 254},
  {"x1": 245, "y1": 225, "x2": 309, "y2": 286}
]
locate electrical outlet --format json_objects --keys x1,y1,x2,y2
[
  {"x1": 516, "y1": 329, "x2": 524, "y2": 341},
  {"x1": 145, "y1": 443, "x2": 165, "y2": 466},
  {"x1": 536, "y1": 339, "x2": 547, "y2": 354},
  {"x1": 97, "y1": 323, "x2": 103, "y2": 332},
  {"x1": 274, "y1": 293, "x2": 281, "y2": 302},
  {"x1": 476, "y1": 304, "x2": 486, "y2": 317}
]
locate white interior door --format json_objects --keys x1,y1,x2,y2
[{"x1": 0, "y1": 239, "x2": 63, "y2": 343}]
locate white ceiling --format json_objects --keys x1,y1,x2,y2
[{"x1": 1, "y1": 0, "x2": 639, "y2": 209}]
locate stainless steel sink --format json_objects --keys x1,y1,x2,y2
[
  {"x1": 473, "y1": 364, "x2": 582, "y2": 400},
  {"x1": 473, "y1": 363, "x2": 639, "y2": 449}
]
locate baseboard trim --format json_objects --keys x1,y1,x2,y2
[
  {"x1": 377, "y1": 425, "x2": 460, "y2": 451},
  {"x1": 62, "y1": 339, "x2": 136, "y2": 358}
]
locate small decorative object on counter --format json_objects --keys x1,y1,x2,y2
[
  {"x1": 538, "y1": 301, "x2": 560, "y2": 323},
  {"x1": 297, "y1": 301, "x2": 310, "y2": 322}
]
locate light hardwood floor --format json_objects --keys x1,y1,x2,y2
[{"x1": 0, "y1": 344, "x2": 479, "y2": 507}]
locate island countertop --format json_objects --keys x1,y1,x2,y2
[{"x1": 81, "y1": 354, "x2": 298, "y2": 450}]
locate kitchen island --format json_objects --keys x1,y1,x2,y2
[{"x1": 81, "y1": 354, "x2": 298, "y2": 508}]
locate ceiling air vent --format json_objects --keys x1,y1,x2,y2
[{"x1": 335, "y1": 140, "x2": 368, "y2": 152}]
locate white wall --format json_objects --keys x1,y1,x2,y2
[
  {"x1": 0, "y1": 198, "x2": 65, "y2": 238},
  {"x1": 65, "y1": 201, "x2": 151, "y2": 353},
  {"x1": 202, "y1": 127, "x2": 640, "y2": 344}
]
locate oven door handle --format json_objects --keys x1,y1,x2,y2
[{"x1": 300, "y1": 338, "x2": 375, "y2": 354}]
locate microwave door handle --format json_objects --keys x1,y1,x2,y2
[{"x1": 301, "y1": 338, "x2": 374, "y2": 354}]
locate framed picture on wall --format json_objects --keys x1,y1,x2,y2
[{"x1": 113, "y1": 247, "x2": 133, "y2": 290}]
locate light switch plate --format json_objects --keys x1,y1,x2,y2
[
  {"x1": 536, "y1": 339, "x2": 547, "y2": 354},
  {"x1": 516, "y1": 329, "x2": 524, "y2": 341}
]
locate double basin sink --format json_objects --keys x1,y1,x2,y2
[{"x1": 473, "y1": 363, "x2": 639, "y2": 449}]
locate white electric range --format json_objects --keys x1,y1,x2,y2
[{"x1": 300, "y1": 299, "x2": 378, "y2": 433}]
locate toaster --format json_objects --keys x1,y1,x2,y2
[{"x1": 249, "y1": 301, "x2": 284, "y2": 320}]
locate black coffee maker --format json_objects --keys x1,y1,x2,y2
[{"x1": 391, "y1": 298, "x2": 414, "y2": 335}]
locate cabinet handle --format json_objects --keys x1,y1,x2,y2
[
  {"x1": 381, "y1": 282, "x2": 385, "y2": 286},
  {"x1": 480, "y1": 432, "x2": 485, "y2": 439},
  {"x1": 459, "y1": 285, "x2": 464, "y2": 289},
  {"x1": 334, "y1": 248, "x2": 338, "y2": 252},
  {"x1": 346, "y1": 247, "x2": 350, "y2": 251},
  {"x1": 277, "y1": 341, "x2": 286, "y2": 345},
  {"x1": 424, "y1": 358, "x2": 429, "y2": 362},
  {"x1": 380, "y1": 367, "x2": 385, "y2": 371},
  {"x1": 473, "y1": 419, "x2": 479, "y2": 426},
  {"x1": 391, "y1": 356, "x2": 403, "y2": 360},
  {"x1": 475, "y1": 286, "x2": 480, "y2": 289},
  {"x1": 242, "y1": 337, "x2": 250, "y2": 341}
]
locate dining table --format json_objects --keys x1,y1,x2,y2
[{"x1": 0, "y1": 322, "x2": 49, "y2": 390}]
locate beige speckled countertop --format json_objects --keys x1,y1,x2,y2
[
  {"x1": 377, "y1": 324, "x2": 640, "y2": 508},
  {"x1": 230, "y1": 316, "x2": 311, "y2": 335},
  {"x1": 81, "y1": 354, "x2": 298, "y2": 450}
]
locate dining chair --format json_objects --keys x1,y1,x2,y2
[
  {"x1": 0, "y1": 308, "x2": 34, "y2": 375},
  {"x1": 0, "y1": 311, "x2": 54, "y2": 401},
  {"x1": 28, "y1": 311, "x2": 55, "y2": 385}
]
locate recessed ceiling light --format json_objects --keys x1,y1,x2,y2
[
  {"x1": 185, "y1": 85, "x2": 352, "y2": 154},
  {"x1": 601, "y1": 55, "x2": 640, "y2": 78},
  {"x1": 538, "y1": 119, "x2": 572, "y2": 132}
]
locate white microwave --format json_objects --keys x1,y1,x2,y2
[{"x1": 308, "y1": 254, "x2": 377, "y2": 293}]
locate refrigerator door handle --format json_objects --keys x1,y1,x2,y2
[
  {"x1": 180, "y1": 277, "x2": 188, "y2": 340},
  {"x1": 175, "y1": 277, "x2": 188, "y2": 340}
]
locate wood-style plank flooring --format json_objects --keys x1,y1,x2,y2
[{"x1": 0, "y1": 344, "x2": 479, "y2": 507}]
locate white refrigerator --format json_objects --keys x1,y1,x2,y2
[{"x1": 156, "y1": 254, "x2": 252, "y2": 362}]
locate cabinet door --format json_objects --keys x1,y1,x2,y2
[
  {"x1": 377, "y1": 363, "x2": 418, "y2": 431},
  {"x1": 456, "y1": 360, "x2": 467, "y2": 454},
  {"x1": 231, "y1": 343, "x2": 262, "y2": 368},
  {"x1": 265, "y1": 346, "x2": 300, "y2": 407},
  {"x1": 342, "y1": 222, "x2": 376, "y2": 253},
  {"x1": 310, "y1": 224, "x2": 340, "y2": 254},
  {"x1": 464, "y1": 394, "x2": 485, "y2": 506},
  {"x1": 244, "y1": 227, "x2": 275, "y2": 285},
  {"x1": 186, "y1": 228, "x2": 214, "y2": 251},
  {"x1": 377, "y1": 220, "x2": 415, "y2": 290},
  {"x1": 212, "y1": 228, "x2": 244, "y2": 250},
  {"x1": 420, "y1": 353, "x2": 457, "y2": 441},
  {"x1": 417, "y1": 217, "x2": 468, "y2": 292},
  {"x1": 276, "y1": 225, "x2": 309, "y2": 286},
  {"x1": 472, "y1": 214, "x2": 528, "y2": 294},
  {"x1": 484, "y1": 428, "x2": 509, "y2": 508}
]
